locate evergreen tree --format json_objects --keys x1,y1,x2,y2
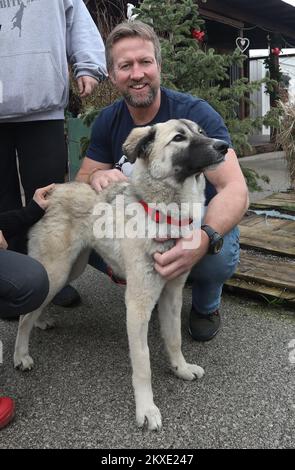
[{"x1": 134, "y1": 0, "x2": 275, "y2": 155}]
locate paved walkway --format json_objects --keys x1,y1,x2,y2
[
  {"x1": 1, "y1": 269, "x2": 295, "y2": 449},
  {"x1": 240, "y1": 151, "x2": 289, "y2": 202}
]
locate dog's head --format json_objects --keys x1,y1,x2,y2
[{"x1": 123, "y1": 119, "x2": 228, "y2": 182}]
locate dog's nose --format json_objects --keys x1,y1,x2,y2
[{"x1": 213, "y1": 140, "x2": 229, "y2": 155}]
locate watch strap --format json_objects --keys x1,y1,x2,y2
[{"x1": 201, "y1": 224, "x2": 223, "y2": 254}]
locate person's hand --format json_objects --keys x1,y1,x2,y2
[
  {"x1": 0, "y1": 230, "x2": 8, "y2": 250},
  {"x1": 77, "y1": 76, "x2": 98, "y2": 98},
  {"x1": 153, "y1": 229, "x2": 209, "y2": 280},
  {"x1": 33, "y1": 184, "x2": 55, "y2": 210},
  {"x1": 90, "y1": 169, "x2": 128, "y2": 192}
]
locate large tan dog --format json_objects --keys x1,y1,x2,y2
[{"x1": 14, "y1": 119, "x2": 228, "y2": 431}]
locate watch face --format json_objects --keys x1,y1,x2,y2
[{"x1": 212, "y1": 237, "x2": 223, "y2": 254}]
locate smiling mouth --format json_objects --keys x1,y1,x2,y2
[{"x1": 130, "y1": 83, "x2": 148, "y2": 91}]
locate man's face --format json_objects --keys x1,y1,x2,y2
[{"x1": 109, "y1": 37, "x2": 161, "y2": 108}]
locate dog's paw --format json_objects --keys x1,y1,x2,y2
[
  {"x1": 34, "y1": 317, "x2": 56, "y2": 330},
  {"x1": 136, "y1": 404, "x2": 162, "y2": 431},
  {"x1": 173, "y1": 363, "x2": 204, "y2": 381},
  {"x1": 14, "y1": 352, "x2": 34, "y2": 371}
]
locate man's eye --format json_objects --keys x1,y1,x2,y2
[{"x1": 172, "y1": 134, "x2": 185, "y2": 142}]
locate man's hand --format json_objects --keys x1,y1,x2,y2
[
  {"x1": 153, "y1": 229, "x2": 209, "y2": 280},
  {"x1": 90, "y1": 169, "x2": 128, "y2": 192},
  {"x1": 0, "y1": 230, "x2": 8, "y2": 250},
  {"x1": 33, "y1": 184, "x2": 55, "y2": 210},
  {"x1": 77, "y1": 76, "x2": 98, "y2": 98}
]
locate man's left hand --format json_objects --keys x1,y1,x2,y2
[
  {"x1": 77, "y1": 76, "x2": 98, "y2": 98},
  {"x1": 153, "y1": 229, "x2": 209, "y2": 280}
]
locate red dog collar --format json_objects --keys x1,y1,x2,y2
[{"x1": 139, "y1": 200, "x2": 193, "y2": 227}]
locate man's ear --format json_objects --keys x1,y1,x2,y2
[
  {"x1": 108, "y1": 70, "x2": 116, "y2": 86},
  {"x1": 123, "y1": 126, "x2": 156, "y2": 163}
]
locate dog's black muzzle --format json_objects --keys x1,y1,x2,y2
[
  {"x1": 173, "y1": 137, "x2": 229, "y2": 182},
  {"x1": 212, "y1": 139, "x2": 229, "y2": 158}
]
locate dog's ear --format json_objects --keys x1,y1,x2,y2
[{"x1": 123, "y1": 126, "x2": 156, "y2": 163}]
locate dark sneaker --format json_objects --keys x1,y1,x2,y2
[
  {"x1": 189, "y1": 308, "x2": 221, "y2": 342},
  {"x1": 52, "y1": 285, "x2": 81, "y2": 307}
]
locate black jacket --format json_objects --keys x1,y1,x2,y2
[{"x1": 0, "y1": 200, "x2": 44, "y2": 239}]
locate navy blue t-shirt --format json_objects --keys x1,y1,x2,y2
[{"x1": 87, "y1": 87, "x2": 232, "y2": 204}]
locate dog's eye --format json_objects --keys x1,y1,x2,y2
[
  {"x1": 198, "y1": 127, "x2": 207, "y2": 136},
  {"x1": 172, "y1": 134, "x2": 185, "y2": 142}
]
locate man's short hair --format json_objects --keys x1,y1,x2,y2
[{"x1": 106, "y1": 21, "x2": 162, "y2": 73}]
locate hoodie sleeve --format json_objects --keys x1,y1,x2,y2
[
  {"x1": 0, "y1": 200, "x2": 45, "y2": 240},
  {"x1": 65, "y1": 0, "x2": 107, "y2": 81}
]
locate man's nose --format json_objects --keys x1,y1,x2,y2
[{"x1": 130, "y1": 63, "x2": 145, "y2": 80}]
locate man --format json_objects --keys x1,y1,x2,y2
[
  {"x1": 76, "y1": 21, "x2": 249, "y2": 341},
  {"x1": 0, "y1": 0, "x2": 107, "y2": 306}
]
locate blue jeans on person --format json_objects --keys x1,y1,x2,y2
[
  {"x1": 190, "y1": 225, "x2": 240, "y2": 314},
  {"x1": 0, "y1": 250, "x2": 49, "y2": 319},
  {"x1": 89, "y1": 226, "x2": 240, "y2": 314}
]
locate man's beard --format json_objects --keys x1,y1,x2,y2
[{"x1": 123, "y1": 84, "x2": 159, "y2": 108}]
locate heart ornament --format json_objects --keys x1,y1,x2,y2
[{"x1": 236, "y1": 37, "x2": 250, "y2": 53}]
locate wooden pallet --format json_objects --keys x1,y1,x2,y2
[
  {"x1": 225, "y1": 278, "x2": 295, "y2": 306},
  {"x1": 239, "y1": 213, "x2": 295, "y2": 258},
  {"x1": 250, "y1": 191, "x2": 295, "y2": 214},
  {"x1": 232, "y1": 249, "x2": 295, "y2": 289},
  {"x1": 225, "y1": 191, "x2": 295, "y2": 307},
  {"x1": 226, "y1": 249, "x2": 295, "y2": 307}
]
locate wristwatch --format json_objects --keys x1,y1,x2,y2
[{"x1": 201, "y1": 224, "x2": 224, "y2": 255}]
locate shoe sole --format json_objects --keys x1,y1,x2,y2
[{"x1": 188, "y1": 325, "x2": 220, "y2": 342}]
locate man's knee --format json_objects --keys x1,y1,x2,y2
[{"x1": 190, "y1": 227, "x2": 240, "y2": 285}]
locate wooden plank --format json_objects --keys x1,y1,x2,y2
[
  {"x1": 239, "y1": 213, "x2": 295, "y2": 257},
  {"x1": 225, "y1": 278, "x2": 295, "y2": 307},
  {"x1": 250, "y1": 191, "x2": 295, "y2": 214},
  {"x1": 254, "y1": 192, "x2": 295, "y2": 202},
  {"x1": 228, "y1": 192, "x2": 295, "y2": 303},
  {"x1": 250, "y1": 203, "x2": 295, "y2": 214},
  {"x1": 239, "y1": 213, "x2": 264, "y2": 227},
  {"x1": 240, "y1": 214, "x2": 294, "y2": 231},
  {"x1": 239, "y1": 226, "x2": 295, "y2": 257},
  {"x1": 234, "y1": 250, "x2": 295, "y2": 291}
]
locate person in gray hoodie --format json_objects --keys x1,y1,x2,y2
[
  {"x1": 0, "y1": 0, "x2": 106, "y2": 240},
  {"x1": 0, "y1": 0, "x2": 107, "y2": 305}
]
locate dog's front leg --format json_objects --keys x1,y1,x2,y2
[
  {"x1": 158, "y1": 277, "x2": 204, "y2": 381},
  {"x1": 125, "y1": 285, "x2": 163, "y2": 431},
  {"x1": 14, "y1": 309, "x2": 42, "y2": 370}
]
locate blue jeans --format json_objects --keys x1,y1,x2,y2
[
  {"x1": 190, "y1": 226, "x2": 240, "y2": 314},
  {"x1": 0, "y1": 250, "x2": 49, "y2": 319},
  {"x1": 89, "y1": 226, "x2": 240, "y2": 315}
]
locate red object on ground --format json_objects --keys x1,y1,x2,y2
[{"x1": 0, "y1": 397, "x2": 15, "y2": 429}]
